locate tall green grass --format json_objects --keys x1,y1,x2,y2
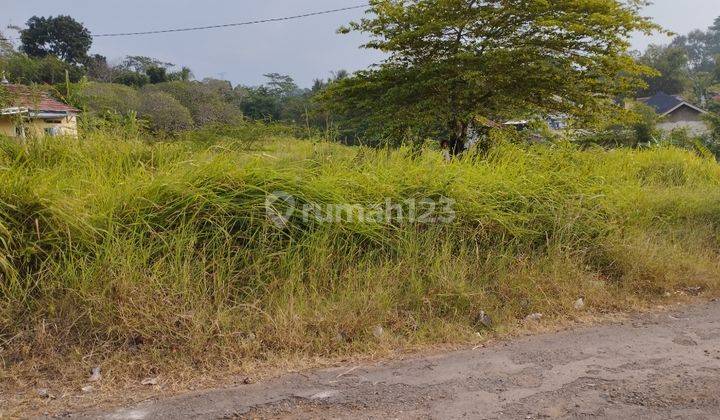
[{"x1": 1, "y1": 133, "x2": 719, "y2": 381}]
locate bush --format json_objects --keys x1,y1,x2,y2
[
  {"x1": 75, "y1": 82, "x2": 141, "y2": 116},
  {"x1": 631, "y1": 102, "x2": 661, "y2": 146},
  {"x1": 143, "y1": 81, "x2": 242, "y2": 126},
  {"x1": 138, "y1": 91, "x2": 194, "y2": 133}
]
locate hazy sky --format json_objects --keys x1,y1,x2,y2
[{"x1": 3, "y1": 0, "x2": 719, "y2": 87}]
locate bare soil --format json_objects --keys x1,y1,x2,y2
[{"x1": 75, "y1": 300, "x2": 720, "y2": 419}]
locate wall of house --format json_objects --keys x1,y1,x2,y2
[
  {"x1": 0, "y1": 115, "x2": 78, "y2": 138},
  {"x1": 657, "y1": 120, "x2": 709, "y2": 135},
  {"x1": 664, "y1": 106, "x2": 703, "y2": 123},
  {"x1": 657, "y1": 105, "x2": 709, "y2": 135},
  {"x1": 26, "y1": 115, "x2": 78, "y2": 138},
  {"x1": 0, "y1": 116, "x2": 15, "y2": 137}
]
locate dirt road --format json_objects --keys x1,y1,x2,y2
[{"x1": 92, "y1": 301, "x2": 720, "y2": 419}]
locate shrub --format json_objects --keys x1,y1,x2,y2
[
  {"x1": 75, "y1": 82, "x2": 141, "y2": 116},
  {"x1": 631, "y1": 102, "x2": 661, "y2": 146},
  {"x1": 138, "y1": 91, "x2": 194, "y2": 133},
  {"x1": 143, "y1": 81, "x2": 242, "y2": 126}
]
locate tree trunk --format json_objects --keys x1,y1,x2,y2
[{"x1": 448, "y1": 119, "x2": 469, "y2": 156}]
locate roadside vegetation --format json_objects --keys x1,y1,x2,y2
[
  {"x1": 1, "y1": 125, "x2": 720, "y2": 395},
  {"x1": 3, "y1": 2, "x2": 720, "y2": 414}
]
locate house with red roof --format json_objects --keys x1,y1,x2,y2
[{"x1": 0, "y1": 74, "x2": 79, "y2": 138}]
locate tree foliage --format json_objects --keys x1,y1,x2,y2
[
  {"x1": 112, "y1": 70, "x2": 150, "y2": 88},
  {"x1": 76, "y1": 82, "x2": 141, "y2": 116},
  {"x1": 322, "y1": 0, "x2": 662, "y2": 153},
  {"x1": 112, "y1": 56, "x2": 193, "y2": 87},
  {"x1": 143, "y1": 81, "x2": 241, "y2": 126},
  {"x1": 0, "y1": 53, "x2": 84, "y2": 84},
  {"x1": 85, "y1": 54, "x2": 113, "y2": 82},
  {"x1": 648, "y1": 17, "x2": 720, "y2": 104},
  {"x1": 20, "y1": 15, "x2": 92, "y2": 65},
  {"x1": 637, "y1": 45, "x2": 689, "y2": 96},
  {"x1": 146, "y1": 66, "x2": 169, "y2": 84},
  {"x1": 237, "y1": 73, "x2": 299, "y2": 120},
  {"x1": 138, "y1": 91, "x2": 194, "y2": 133},
  {"x1": 670, "y1": 20, "x2": 720, "y2": 72},
  {"x1": 118, "y1": 56, "x2": 175, "y2": 74}
]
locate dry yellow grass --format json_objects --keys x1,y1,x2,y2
[{"x1": 1, "y1": 132, "x2": 719, "y2": 415}]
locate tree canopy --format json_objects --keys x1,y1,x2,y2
[
  {"x1": 322, "y1": 0, "x2": 662, "y2": 153},
  {"x1": 638, "y1": 45, "x2": 689, "y2": 96},
  {"x1": 20, "y1": 15, "x2": 92, "y2": 65},
  {"x1": 632, "y1": 18, "x2": 720, "y2": 105},
  {"x1": 670, "y1": 20, "x2": 720, "y2": 72}
]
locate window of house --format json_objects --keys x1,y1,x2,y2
[{"x1": 44, "y1": 126, "x2": 64, "y2": 137}]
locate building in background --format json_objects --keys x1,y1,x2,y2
[
  {"x1": 0, "y1": 76, "x2": 79, "y2": 139},
  {"x1": 638, "y1": 92, "x2": 709, "y2": 135}
]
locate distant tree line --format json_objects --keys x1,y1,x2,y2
[
  {"x1": 2, "y1": 9, "x2": 720, "y2": 151},
  {"x1": 636, "y1": 17, "x2": 720, "y2": 106},
  {"x1": 618, "y1": 16, "x2": 720, "y2": 155},
  {"x1": 0, "y1": 15, "x2": 346, "y2": 136}
]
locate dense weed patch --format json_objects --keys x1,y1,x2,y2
[{"x1": 1, "y1": 134, "x2": 719, "y2": 385}]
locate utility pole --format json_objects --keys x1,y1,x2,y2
[{"x1": 65, "y1": 69, "x2": 70, "y2": 97}]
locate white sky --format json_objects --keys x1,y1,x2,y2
[
  {"x1": 631, "y1": 0, "x2": 719, "y2": 50},
  {"x1": 3, "y1": 0, "x2": 719, "y2": 87}
]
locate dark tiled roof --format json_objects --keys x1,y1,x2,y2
[
  {"x1": 639, "y1": 92, "x2": 684, "y2": 115},
  {"x1": 1, "y1": 83, "x2": 80, "y2": 114}
]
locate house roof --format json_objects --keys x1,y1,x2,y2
[
  {"x1": 639, "y1": 92, "x2": 707, "y2": 116},
  {"x1": 0, "y1": 83, "x2": 79, "y2": 114},
  {"x1": 0, "y1": 107, "x2": 29, "y2": 116}
]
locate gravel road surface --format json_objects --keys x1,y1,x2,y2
[{"x1": 92, "y1": 301, "x2": 720, "y2": 419}]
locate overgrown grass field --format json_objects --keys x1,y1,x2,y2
[{"x1": 1, "y1": 131, "x2": 720, "y2": 392}]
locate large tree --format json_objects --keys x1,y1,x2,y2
[
  {"x1": 322, "y1": 0, "x2": 661, "y2": 154},
  {"x1": 117, "y1": 56, "x2": 175, "y2": 74},
  {"x1": 671, "y1": 17, "x2": 720, "y2": 72},
  {"x1": 20, "y1": 15, "x2": 92, "y2": 65},
  {"x1": 85, "y1": 54, "x2": 113, "y2": 82},
  {"x1": 236, "y1": 74, "x2": 300, "y2": 120},
  {"x1": 638, "y1": 45, "x2": 689, "y2": 96}
]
